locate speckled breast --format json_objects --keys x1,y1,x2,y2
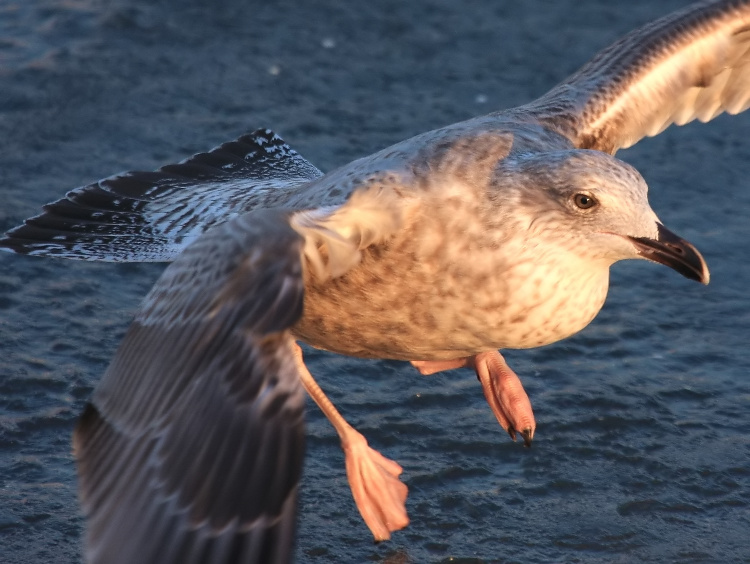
[{"x1": 292, "y1": 223, "x2": 611, "y2": 362}]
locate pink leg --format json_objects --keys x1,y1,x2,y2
[
  {"x1": 411, "y1": 351, "x2": 536, "y2": 446},
  {"x1": 411, "y1": 358, "x2": 470, "y2": 375},
  {"x1": 294, "y1": 345, "x2": 408, "y2": 541},
  {"x1": 473, "y1": 351, "x2": 535, "y2": 446}
]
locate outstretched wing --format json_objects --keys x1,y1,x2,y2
[
  {"x1": 74, "y1": 208, "x2": 307, "y2": 564},
  {"x1": 0, "y1": 129, "x2": 322, "y2": 261},
  {"x1": 524, "y1": 0, "x2": 750, "y2": 154}
]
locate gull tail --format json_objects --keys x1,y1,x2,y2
[{"x1": 0, "y1": 129, "x2": 323, "y2": 262}]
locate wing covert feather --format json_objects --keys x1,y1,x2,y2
[{"x1": 524, "y1": 0, "x2": 750, "y2": 153}]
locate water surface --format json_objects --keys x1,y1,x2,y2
[{"x1": 0, "y1": 1, "x2": 749, "y2": 562}]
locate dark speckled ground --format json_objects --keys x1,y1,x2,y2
[{"x1": 1, "y1": 1, "x2": 749, "y2": 562}]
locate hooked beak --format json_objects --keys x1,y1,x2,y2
[{"x1": 627, "y1": 223, "x2": 710, "y2": 285}]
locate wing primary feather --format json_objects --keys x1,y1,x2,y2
[
  {"x1": 74, "y1": 208, "x2": 308, "y2": 564},
  {"x1": 0, "y1": 129, "x2": 322, "y2": 261}
]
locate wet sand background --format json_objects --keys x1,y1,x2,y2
[{"x1": 0, "y1": 1, "x2": 749, "y2": 562}]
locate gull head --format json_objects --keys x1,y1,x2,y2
[{"x1": 496, "y1": 149, "x2": 710, "y2": 284}]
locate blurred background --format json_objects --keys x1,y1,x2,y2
[{"x1": 0, "y1": 1, "x2": 748, "y2": 562}]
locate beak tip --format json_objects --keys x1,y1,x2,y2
[{"x1": 629, "y1": 223, "x2": 710, "y2": 285}]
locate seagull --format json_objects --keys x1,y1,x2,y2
[{"x1": 2, "y1": 0, "x2": 749, "y2": 562}]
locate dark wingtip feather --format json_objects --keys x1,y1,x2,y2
[{"x1": 1, "y1": 129, "x2": 322, "y2": 262}]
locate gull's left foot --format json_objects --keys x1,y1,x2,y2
[
  {"x1": 342, "y1": 431, "x2": 409, "y2": 541},
  {"x1": 296, "y1": 344, "x2": 409, "y2": 541}
]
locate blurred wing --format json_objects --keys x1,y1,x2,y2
[
  {"x1": 73, "y1": 181, "x2": 406, "y2": 564},
  {"x1": 525, "y1": 0, "x2": 750, "y2": 153},
  {"x1": 0, "y1": 129, "x2": 322, "y2": 261},
  {"x1": 74, "y1": 208, "x2": 308, "y2": 564}
]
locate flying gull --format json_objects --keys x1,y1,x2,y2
[{"x1": 2, "y1": 0, "x2": 749, "y2": 562}]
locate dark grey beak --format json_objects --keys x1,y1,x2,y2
[{"x1": 628, "y1": 223, "x2": 710, "y2": 285}]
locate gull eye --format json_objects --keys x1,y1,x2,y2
[{"x1": 573, "y1": 193, "x2": 597, "y2": 210}]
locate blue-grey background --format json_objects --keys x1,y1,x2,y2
[{"x1": 0, "y1": 1, "x2": 748, "y2": 562}]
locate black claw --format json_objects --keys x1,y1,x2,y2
[{"x1": 520, "y1": 429, "x2": 534, "y2": 448}]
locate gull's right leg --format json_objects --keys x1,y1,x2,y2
[
  {"x1": 411, "y1": 350, "x2": 536, "y2": 446},
  {"x1": 292, "y1": 344, "x2": 409, "y2": 541},
  {"x1": 473, "y1": 350, "x2": 535, "y2": 447}
]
